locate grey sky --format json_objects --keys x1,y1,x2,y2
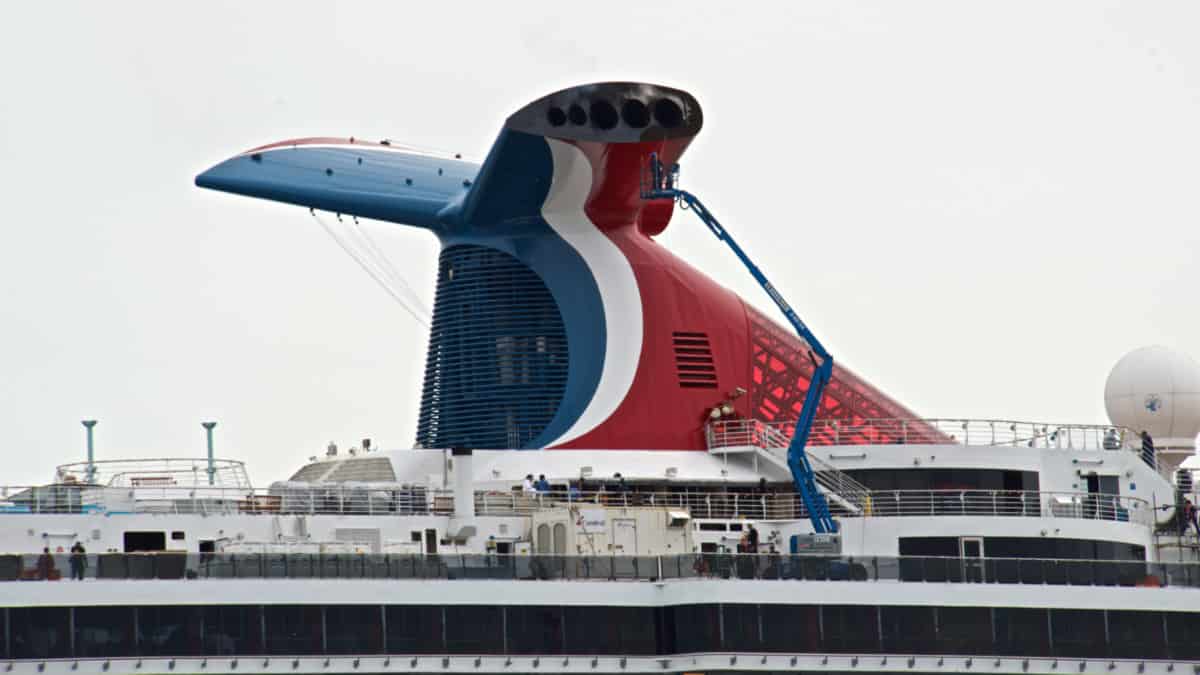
[{"x1": 2, "y1": 2, "x2": 1198, "y2": 486}]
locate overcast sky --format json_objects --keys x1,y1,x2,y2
[{"x1": 2, "y1": 2, "x2": 1198, "y2": 486}]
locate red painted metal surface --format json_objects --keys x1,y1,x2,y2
[{"x1": 551, "y1": 138, "x2": 926, "y2": 450}]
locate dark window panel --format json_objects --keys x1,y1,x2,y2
[
  {"x1": 136, "y1": 606, "x2": 203, "y2": 657},
  {"x1": 846, "y1": 469, "x2": 1037, "y2": 492},
  {"x1": 264, "y1": 606, "x2": 321, "y2": 656},
  {"x1": 881, "y1": 606, "x2": 936, "y2": 654},
  {"x1": 564, "y1": 607, "x2": 657, "y2": 655},
  {"x1": 203, "y1": 606, "x2": 263, "y2": 656},
  {"x1": 986, "y1": 537, "x2": 1146, "y2": 562},
  {"x1": 1108, "y1": 611, "x2": 1164, "y2": 660},
  {"x1": 506, "y1": 606, "x2": 563, "y2": 655},
  {"x1": 75, "y1": 606, "x2": 135, "y2": 658},
  {"x1": 937, "y1": 607, "x2": 992, "y2": 655},
  {"x1": 669, "y1": 605, "x2": 720, "y2": 655},
  {"x1": 324, "y1": 606, "x2": 383, "y2": 655},
  {"x1": 1052, "y1": 609, "x2": 1105, "y2": 658},
  {"x1": 898, "y1": 537, "x2": 957, "y2": 557},
  {"x1": 655, "y1": 607, "x2": 676, "y2": 656},
  {"x1": 9, "y1": 607, "x2": 70, "y2": 660},
  {"x1": 822, "y1": 605, "x2": 879, "y2": 653},
  {"x1": 1166, "y1": 611, "x2": 1200, "y2": 659},
  {"x1": 613, "y1": 607, "x2": 658, "y2": 656},
  {"x1": 385, "y1": 606, "x2": 443, "y2": 654},
  {"x1": 445, "y1": 606, "x2": 503, "y2": 654},
  {"x1": 760, "y1": 605, "x2": 820, "y2": 653},
  {"x1": 995, "y1": 608, "x2": 1050, "y2": 657},
  {"x1": 721, "y1": 604, "x2": 761, "y2": 652}
]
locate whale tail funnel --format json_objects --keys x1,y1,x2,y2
[{"x1": 196, "y1": 82, "x2": 925, "y2": 451}]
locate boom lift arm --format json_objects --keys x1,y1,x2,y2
[{"x1": 642, "y1": 154, "x2": 838, "y2": 533}]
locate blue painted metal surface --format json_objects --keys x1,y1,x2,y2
[
  {"x1": 195, "y1": 144, "x2": 477, "y2": 232},
  {"x1": 197, "y1": 134, "x2": 610, "y2": 450},
  {"x1": 416, "y1": 245, "x2": 569, "y2": 449},
  {"x1": 642, "y1": 154, "x2": 838, "y2": 533}
]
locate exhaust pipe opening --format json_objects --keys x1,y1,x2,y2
[
  {"x1": 621, "y1": 99, "x2": 650, "y2": 128},
  {"x1": 589, "y1": 100, "x2": 619, "y2": 130},
  {"x1": 653, "y1": 99, "x2": 684, "y2": 129},
  {"x1": 567, "y1": 104, "x2": 587, "y2": 126}
]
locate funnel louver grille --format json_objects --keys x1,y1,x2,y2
[
  {"x1": 417, "y1": 245, "x2": 568, "y2": 449},
  {"x1": 673, "y1": 331, "x2": 717, "y2": 389}
]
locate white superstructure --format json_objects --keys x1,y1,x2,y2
[{"x1": 5, "y1": 348, "x2": 1200, "y2": 673}]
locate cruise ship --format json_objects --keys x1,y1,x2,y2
[{"x1": 4, "y1": 82, "x2": 1200, "y2": 674}]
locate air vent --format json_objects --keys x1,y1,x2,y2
[{"x1": 673, "y1": 331, "x2": 717, "y2": 389}]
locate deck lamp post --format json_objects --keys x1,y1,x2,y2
[
  {"x1": 82, "y1": 420, "x2": 98, "y2": 484},
  {"x1": 202, "y1": 422, "x2": 217, "y2": 486}
]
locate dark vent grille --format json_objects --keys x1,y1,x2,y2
[
  {"x1": 673, "y1": 331, "x2": 717, "y2": 389},
  {"x1": 416, "y1": 245, "x2": 568, "y2": 449}
]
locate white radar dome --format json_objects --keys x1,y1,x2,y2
[{"x1": 1104, "y1": 345, "x2": 1200, "y2": 449}]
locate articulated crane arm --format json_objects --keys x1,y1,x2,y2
[{"x1": 641, "y1": 154, "x2": 838, "y2": 533}]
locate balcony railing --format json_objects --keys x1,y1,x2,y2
[
  {"x1": 0, "y1": 484, "x2": 1153, "y2": 527},
  {"x1": 1, "y1": 552, "x2": 1193, "y2": 588}
]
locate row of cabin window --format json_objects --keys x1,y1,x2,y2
[{"x1": 3, "y1": 605, "x2": 1197, "y2": 661}]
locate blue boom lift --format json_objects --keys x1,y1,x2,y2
[{"x1": 642, "y1": 154, "x2": 838, "y2": 533}]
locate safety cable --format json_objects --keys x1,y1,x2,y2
[
  {"x1": 309, "y1": 209, "x2": 431, "y2": 328},
  {"x1": 347, "y1": 215, "x2": 430, "y2": 315}
]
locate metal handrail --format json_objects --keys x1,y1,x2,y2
[
  {"x1": 702, "y1": 420, "x2": 872, "y2": 511},
  {"x1": 0, "y1": 485, "x2": 1151, "y2": 526},
  {"x1": 708, "y1": 418, "x2": 1143, "y2": 450},
  {"x1": 0, "y1": 552, "x2": 1189, "y2": 588},
  {"x1": 54, "y1": 457, "x2": 253, "y2": 489},
  {"x1": 706, "y1": 418, "x2": 1158, "y2": 472}
]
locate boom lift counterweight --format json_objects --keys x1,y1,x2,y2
[{"x1": 641, "y1": 154, "x2": 838, "y2": 534}]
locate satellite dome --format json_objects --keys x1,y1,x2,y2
[{"x1": 1104, "y1": 346, "x2": 1200, "y2": 449}]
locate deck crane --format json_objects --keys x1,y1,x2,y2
[{"x1": 642, "y1": 154, "x2": 838, "y2": 534}]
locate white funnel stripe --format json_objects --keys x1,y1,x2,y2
[{"x1": 540, "y1": 139, "x2": 643, "y2": 447}]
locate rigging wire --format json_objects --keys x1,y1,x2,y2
[
  {"x1": 309, "y1": 209, "x2": 431, "y2": 328},
  {"x1": 346, "y1": 215, "x2": 430, "y2": 315}
]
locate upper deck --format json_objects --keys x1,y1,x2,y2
[{"x1": 0, "y1": 417, "x2": 1169, "y2": 530}]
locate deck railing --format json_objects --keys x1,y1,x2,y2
[
  {"x1": 53, "y1": 457, "x2": 253, "y2": 489},
  {"x1": 706, "y1": 418, "x2": 1158, "y2": 469},
  {"x1": 471, "y1": 488, "x2": 1152, "y2": 526},
  {"x1": 0, "y1": 552, "x2": 1191, "y2": 588},
  {"x1": 0, "y1": 485, "x2": 1152, "y2": 526}
]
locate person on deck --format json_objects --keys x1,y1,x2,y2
[
  {"x1": 36, "y1": 547, "x2": 56, "y2": 580},
  {"x1": 1185, "y1": 499, "x2": 1200, "y2": 537},
  {"x1": 69, "y1": 541, "x2": 87, "y2": 580}
]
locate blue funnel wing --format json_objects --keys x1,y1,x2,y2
[
  {"x1": 195, "y1": 138, "x2": 479, "y2": 232},
  {"x1": 447, "y1": 130, "x2": 555, "y2": 229}
]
